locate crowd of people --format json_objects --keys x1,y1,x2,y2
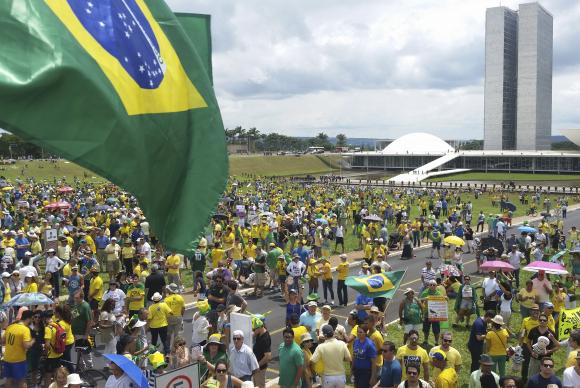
[{"x1": 0, "y1": 175, "x2": 579, "y2": 388}]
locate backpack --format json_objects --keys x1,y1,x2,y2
[{"x1": 49, "y1": 322, "x2": 67, "y2": 354}]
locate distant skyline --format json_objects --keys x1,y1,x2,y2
[{"x1": 167, "y1": 0, "x2": 580, "y2": 139}]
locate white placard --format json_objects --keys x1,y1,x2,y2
[
  {"x1": 154, "y1": 363, "x2": 200, "y2": 388},
  {"x1": 229, "y1": 312, "x2": 253, "y2": 348},
  {"x1": 45, "y1": 228, "x2": 58, "y2": 242}
]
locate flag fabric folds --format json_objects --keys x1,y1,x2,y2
[
  {"x1": 175, "y1": 13, "x2": 213, "y2": 83},
  {"x1": 345, "y1": 270, "x2": 406, "y2": 299},
  {"x1": 0, "y1": 0, "x2": 227, "y2": 252}
]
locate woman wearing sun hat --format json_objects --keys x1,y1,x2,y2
[
  {"x1": 485, "y1": 315, "x2": 509, "y2": 376},
  {"x1": 147, "y1": 292, "x2": 172, "y2": 355},
  {"x1": 199, "y1": 333, "x2": 228, "y2": 378}
]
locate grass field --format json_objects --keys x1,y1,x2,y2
[
  {"x1": 0, "y1": 159, "x2": 106, "y2": 183},
  {"x1": 427, "y1": 171, "x2": 580, "y2": 182},
  {"x1": 228, "y1": 154, "x2": 339, "y2": 176}
]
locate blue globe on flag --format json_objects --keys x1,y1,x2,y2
[
  {"x1": 67, "y1": 0, "x2": 166, "y2": 89},
  {"x1": 367, "y1": 275, "x2": 385, "y2": 289}
]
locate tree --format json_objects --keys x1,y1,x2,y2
[
  {"x1": 336, "y1": 133, "x2": 347, "y2": 147},
  {"x1": 308, "y1": 132, "x2": 332, "y2": 150}
]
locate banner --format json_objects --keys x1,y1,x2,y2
[
  {"x1": 230, "y1": 312, "x2": 252, "y2": 348},
  {"x1": 427, "y1": 296, "x2": 448, "y2": 322},
  {"x1": 558, "y1": 306, "x2": 580, "y2": 340}
]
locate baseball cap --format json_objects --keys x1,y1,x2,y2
[
  {"x1": 307, "y1": 301, "x2": 317, "y2": 308},
  {"x1": 321, "y1": 324, "x2": 334, "y2": 337},
  {"x1": 431, "y1": 350, "x2": 447, "y2": 361}
]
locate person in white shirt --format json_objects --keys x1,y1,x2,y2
[
  {"x1": 102, "y1": 281, "x2": 126, "y2": 315},
  {"x1": 563, "y1": 353, "x2": 580, "y2": 388},
  {"x1": 229, "y1": 330, "x2": 259, "y2": 381},
  {"x1": 532, "y1": 270, "x2": 553, "y2": 311},
  {"x1": 481, "y1": 272, "x2": 499, "y2": 311},
  {"x1": 508, "y1": 245, "x2": 524, "y2": 289},
  {"x1": 140, "y1": 217, "x2": 150, "y2": 238},
  {"x1": 104, "y1": 361, "x2": 135, "y2": 388},
  {"x1": 45, "y1": 248, "x2": 64, "y2": 297},
  {"x1": 137, "y1": 238, "x2": 152, "y2": 261},
  {"x1": 286, "y1": 255, "x2": 306, "y2": 292},
  {"x1": 18, "y1": 253, "x2": 38, "y2": 279}
]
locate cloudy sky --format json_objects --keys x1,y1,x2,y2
[{"x1": 167, "y1": 0, "x2": 580, "y2": 140}]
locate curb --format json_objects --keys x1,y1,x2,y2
[{"x1": 184, "y1": 204, "x2": 580, "y2": 310}]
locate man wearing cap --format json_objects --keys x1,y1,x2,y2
[
  {"x1": 64, "y1": 264, "x2": 83, "y2": 305},
  {"x1": 102, "y1": 281, "x2": 126, "y2": 315},
  {"x1": 165, "y1": 283, "x2": 185, "y2": 347},
  {"x1": 468, "y1": 354, "x2": 499, "y2": 388},
  {"x1": 310, "y1": 324, "x2": 351, "y2": 387},
  {"x1": 399, "y1": 288, "x2": 423, "y2": 343},
  {"x1": 126, "y1": 274, "x2": 145, "y2": 317},
  {"x1": 300, "y1": 301, "x2": 321, "y2": 347},
  {"x1": 148, "y1": 292, "x2": 172, "y2": 354},
  {"x1": 252, "y1": 316, "x2": 271, "y2": 388},
  {"x1": 45, "y1": 248, "x2": 64, "y2": 297},
  {"x1": 120, "y1": 239, "x2": 136, "y2": 275},
  {"x1": 431, "y1": 349, "x2": 458, "y2": 388},
  {"x1": 229, "y1": 330, "x2": 259, "y2": 382}
]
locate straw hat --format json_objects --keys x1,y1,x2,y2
[{"x1": 491, "y1": 315, "x2": 505, "y2": 326}]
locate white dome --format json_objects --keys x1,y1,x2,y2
[{"x1": 382, "y1": 132, "x2": 454, "y2": 155}]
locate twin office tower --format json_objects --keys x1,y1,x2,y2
[{"x1": 484, "y1": 2, "x2": 553, "y2": 151}]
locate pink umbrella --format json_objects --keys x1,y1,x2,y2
[
  {"x1": 480, "y1": 260, "x2": 515, "y2": 272},
  {"x1": 57, "y1": 186, "x2": 74, "y2": 193},
  {"x1": 523, "y1": 261, "x2": 568, "y2": 275},
  {"x1": 44, "y1": 201, "x2": 71, "y2": 210}
]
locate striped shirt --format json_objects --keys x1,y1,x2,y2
[{"x1": 421, "y1": 267, "x2": 437, "y2": 285}]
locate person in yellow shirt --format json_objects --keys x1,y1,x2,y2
[
  {"x1": 431, "y1": 350, "x2": 458, "y2": 388},
  {"x1": 222, "y1": 226, "x2": 235, "y2": 251},
  {"x1": 336, "y1": 254, "x2": 349, "y2": 306},
  {"x1": 2, "y1": 310, "x2": 35, "y2": 385},
  {"x1": 148, "y1": 292, "x2": 172, "y2": 354},
  {"x1": 43, "y1": 311, "x2": 64, "y2": 383},
  {"x1": 54, "y1": 305, "x2": 75, "y2": 367},
  {"x1": 84, "y1": 232, "x2": 97, "y2": 254},
  {"x1": 210, "y1": 242, "x2": 225, "y2": 269},
  {"x1": 565, "y1": 328, "x2": 580, "y2": 367},
  {"x1": 276, "y1": 256, "x2": 288, "y2": 295},
  {"x1": 320, "y1": 258, "x2": 334, "y2": 305},
  {"x1": 164, "y1": 283, "x2": 185, "y2": 346},
  {"x1": 165, "y1": 252, "x2": 182, "y2": 290},
  {"x1": 22, "y1": 274, "x2": 38, "y2": 293},
  {"x1": 2, "y1": 272, "x2": 12, "y2": 302},
  {"x1": 29, "y1": 233, "x2": 42, "y2": 255},
  {"x1": 126, "y1": 278, "x2": 145, "y2": 318},
  {"x1": 243, "y1": 241, "x2": 258, "y2": 260},
  {"x1": 88, "y1": 266, "x2": 104, "y2": 318}
]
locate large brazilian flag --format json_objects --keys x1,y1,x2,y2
[
  {"x1": 0, "y1": 1, "x2": 227, "y2": 253},
  {"x1": 345, "y1": 270, "x2": 406, "y2": 299}
]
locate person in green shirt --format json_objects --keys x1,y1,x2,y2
[
  {"x1": 420, "y1": 280, "x2": 443, "y2": 346},
  {"x1": 278, "y1": 328, "x2": 303, "y2": 388},
  {"x1": 71, "y1": 290, "x2": 94, "y2": 368},
  {"x1": 266, "y1": 243, "x2": 283, "y2": 289}
]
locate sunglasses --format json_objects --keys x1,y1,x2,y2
[
  {"x1": 443, "y1": 339, "x2": 452, "y2": 343},
  {"x1": 539, "y1": 319, "x2": 548, "y2": 322},
  {"x1": 542, "y1": 364, "x2": 554, "y2": 368},
  {"x1": 216, "y1": 369, "x2": 227, "y2": 374},
  {"x1": 233, "y1": 337, "x2": 243, "y2": 341}
]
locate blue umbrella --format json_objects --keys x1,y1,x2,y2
[
  {"x1": 518, "y1": 226, "x2": 537, "y2": 233},
  {"x1": 103, "y1": 354, "x2": 148, "y2": 388},
  {"x1": 94, "y1": 204, "x2": 112, "y2": 211},
  {"x1": 315, "y1": 218, "x2": 328, "y2": 225},
  {"x1": 4, "y1": 292, "x2": 54, "y2": 307}
]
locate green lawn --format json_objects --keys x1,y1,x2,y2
[
  {"x1": 427, "y1": 172, "x2": 580, "y2": 182},
  {"x1": 0, "y1": 159, "x2": 106, "y2": 183},
  {"x1": 228, "y1": 154, "x2": 338, "y2": 176}
]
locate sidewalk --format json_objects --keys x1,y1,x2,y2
[{"x1": 181, "y1": 203, "x2": 580, "y2": 309}]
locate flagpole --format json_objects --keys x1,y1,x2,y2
[{"x1": 383, "y1": 268, "x2": 408, "y2": 331}]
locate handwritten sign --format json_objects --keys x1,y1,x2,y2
[{"x1": 558, "y1": 306, "x2": 580, "y2": 340}]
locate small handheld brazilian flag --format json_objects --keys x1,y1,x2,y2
[
  {"x1": 0, "y1": 0, "x2": 227, "y2": 252},
  {"x1": 345, "y1": 270, "x2": 406, "y2": 299}
]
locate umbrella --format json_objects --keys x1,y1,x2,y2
[
  {"x1": 57, "y1": 186, "x2": 74, "y2": 193},
  {"x1": 103, "y1": 354, "x2": 148, "y2": 388},
  {"x1": 314, "y1": 218, "x2": 328, "y2": 225},
  {"x1": 518, "y1": 226, "x2": 537, "y2": 234},
  {"x1": 259, "y1": 211, "x2": 273, "y2": 218},
  {"x1": 444, "y1": 236, "x2": 465, "y2": 246},
  {"x1": 212, "y1": 213, "x2": 228, "y2": 221},
  {"x1": 480, "y1": 261, "x2": 515, "y2": 272},
  {"x1": 523, "y1": 261, "x2": 568, "y2": 275},
  {"x1": 4, "y1": 292, "x2": 54, "y2": 307},
  {"x1": 106, "y1": 197, "x2": 119, "y2": 204},
  {"x1": 94, "y1": 204, "x2": 112, "y2": 211},
  {"x1": 44, "y1": 201, "x2": 71, "y2": 210},
  {"x1": 363, "y1": 214, "x2": 383, "y2": 222},
  {"x1": 501, "y1": 201, "x2": 517, "y2": 212},
  {"x1": 549, "y1": 250, "x2": 567, "y2": 263},
  {"x1": 480, "y1": 237, "x2": 504, "y2": 256}
]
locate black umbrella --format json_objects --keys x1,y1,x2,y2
[
  {"x1": 501, "y1": 201, "x2": 517, "y2": 212},
  {"x1": 480, "y1": 237, "x2": 504, "y2": 256},
  {"x1": 212, "y1": 213, "x2": 229, "y2": 221}
]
